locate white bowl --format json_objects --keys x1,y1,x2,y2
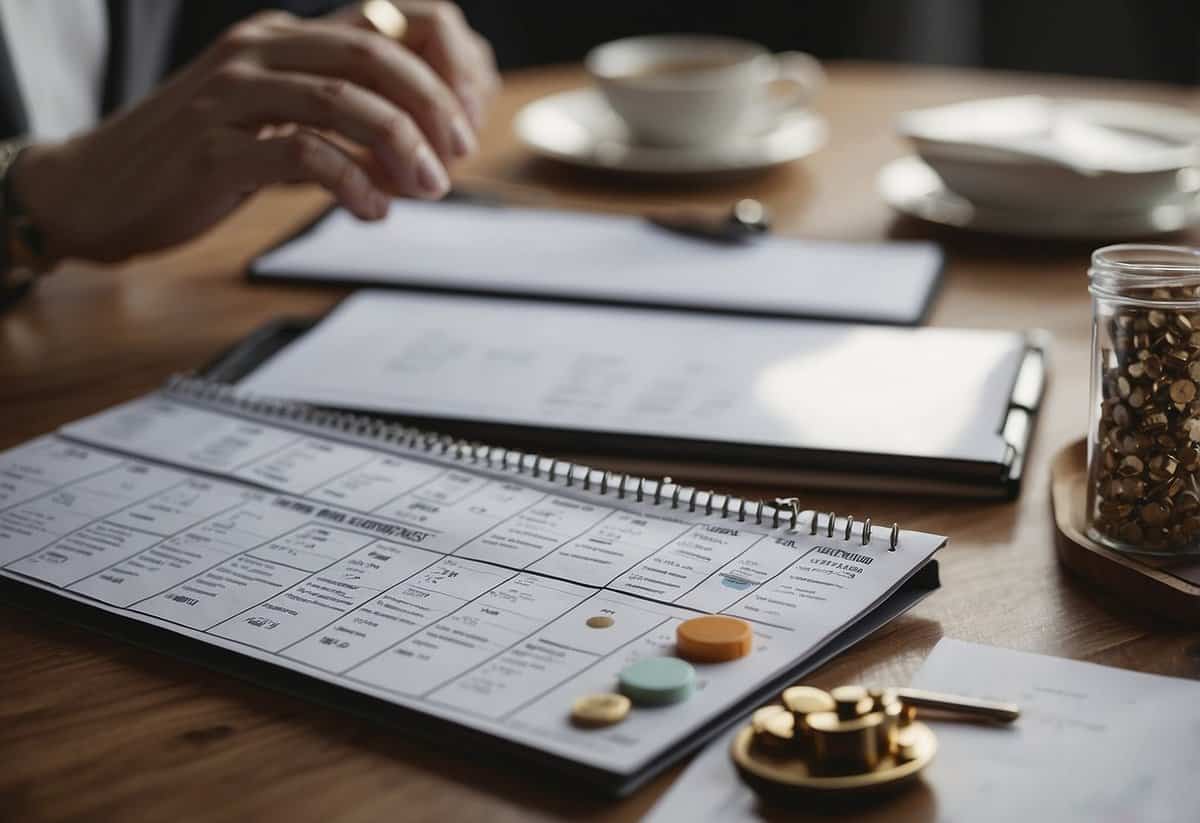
[{"x1": 897, "y1": 96, "x2": 1200, "y2": 211}]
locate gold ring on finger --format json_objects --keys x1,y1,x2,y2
[{"x1": 361, "y1": 0, "x2": 407, "y2": 41}]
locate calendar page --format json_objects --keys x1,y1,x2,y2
[{"x1": 0, "y1": 386, "x2": 944, "y2": 789}]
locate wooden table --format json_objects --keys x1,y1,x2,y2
[{"x1": 3, "y1": 62, "x2": 1199, "y2": 822}]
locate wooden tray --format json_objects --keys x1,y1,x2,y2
[{"x1": 1051, "y1": 439, "x2": 1200, "y2": 624}]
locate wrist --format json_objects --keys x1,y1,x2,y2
[{"x1": 7, "y1": 141, "x2": 68, "y2": 268}]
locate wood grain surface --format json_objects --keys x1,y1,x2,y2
[{"x1": 3, "y1": 62, "x2": 1200, "y2": 823}]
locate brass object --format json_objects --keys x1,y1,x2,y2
[
  {"x1": 751, "y1": 704, "x2": 789, "y2": 735},
  {"x1": 777, "y1": 686, "x2": 832, "y2": 756},
  {"x1": 732, "y1": 722, "x2": 936, "y2": 798},
  {"x1": 871, "y1": 689, "x2": 904, "y2": 753},
  {"x1": 569, "y1": 693, "x2": 631, "y2": 728},
  {"x1": 892, "y1": 687, "x2": 1020, "y2": 723},
  {"x1": 751, "y1": 706, "x2": 796, "y2": 751},
  {"x1": 807, "y1": 710, "x2": 884, "y2": 774},
  {"x1": 830, "y1": 684, "x2": 873, "y2": 719},
  {"x1": 781, "y1": 685, "x2": 835, "y2": 716},
  {"x1": 731, "y1": 683, "x2": 1017, "y2": 800}
]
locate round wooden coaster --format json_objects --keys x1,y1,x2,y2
[{"x1": 1051, "y1": 439, "x2": 1200, "y2": 624}]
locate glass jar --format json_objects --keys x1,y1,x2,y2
[{"x1": 1088, "y1": 244, "x2": 1200, "y2": 555}]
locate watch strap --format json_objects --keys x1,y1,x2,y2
[{"x1": 0, "y1": 138, "x2": 48, "y2": 273}]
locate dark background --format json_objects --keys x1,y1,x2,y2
[{"x1": 457, "y1": 0, "x2": 1200, "y2": 84}]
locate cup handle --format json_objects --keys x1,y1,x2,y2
[{"x1": 765, "y1": 51, "x2": 826, "y2": 113}]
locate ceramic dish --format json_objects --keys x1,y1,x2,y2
[
  {"x1": 514, "y1": 86, "x2": 827, "y2": 175},
  {"x1": 897, "y1": 96, "x2": 1200, "y2": 211},
  {"x1": 878, "y1": 155, "x2": 1200, "y2": 239}
]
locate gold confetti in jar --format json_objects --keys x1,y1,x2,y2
[{"x1": 1088, "y1": 245, "x2": 1200, "y2": 555}]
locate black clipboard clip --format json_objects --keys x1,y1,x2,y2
[{"x1": 998, "y1": 332, "x2": 1050, "y2": 499}]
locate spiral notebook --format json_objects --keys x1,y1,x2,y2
[{"x1": 0, "y1": 377, "x2": 944, "y2": 794}]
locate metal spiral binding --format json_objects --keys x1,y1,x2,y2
[{"x1": 164, "y1": 375, "x2": 903, "y2": 550}]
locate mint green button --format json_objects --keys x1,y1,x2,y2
[{"x1": 618, "y1": 657, "x2": 695, "y2": 706}]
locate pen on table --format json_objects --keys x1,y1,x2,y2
[
  {"x1": 448, "y1": 184, "x2": 772, "y2": 245},
  {"x1": 647, "y1": 198, "x2": 771, "y2": 244}
]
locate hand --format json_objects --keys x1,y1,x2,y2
[
  {"x1": 12, "y1": 3, "x2": 500, "y2": 264},
  {"x1": 337, "y1": 1, "x2": 499, "y2": 130}
]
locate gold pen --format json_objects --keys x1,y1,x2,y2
[{"x1": 893, "y1": 687, "x2": 1020, "y2": 723}]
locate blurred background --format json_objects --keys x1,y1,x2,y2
[{"x1": 458, "y1": 0, "x2": 1200, "y2": 84}]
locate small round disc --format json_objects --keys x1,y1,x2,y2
[
  {"x1": 618, "y1": 657, "x2": 696, "y2": 706},
  {"x1": 751, "y1": 704, "x2": 789, "y2": 734},
  {"x1": 570, "y1": 693, "x2": 631, "y2": 728},
  {"x1": 781, "y1": 686, "x2": 835, "y2": 716},
  {"x1": 755, "y1": 709, "x2": 795, "y2": 748},
  {"x1": 586, "y1": 615, "x2": 615, "y2": 629},
  {"x1": 830, "y1": 685, "x2": 873, "y2": 719},
  {"x1": 676, "y1": 615, "x2": 753, "y2": 663}
]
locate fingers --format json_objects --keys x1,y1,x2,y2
[
  {"x1": 389, "y1": 1, "x2": 500, "y2": 129},
  {"x1": 331, "y1": 1, "x2": 500, "y2": 129},
  {"x1": 179, "y1": 5, "x2": 499, "y2": 215},
  {"x1": 210, "y1": 126, "x2": 392, "y2": 220},
  {"x1": 249, "y1": 24, "x2": 477, "y2": 164},
  {"x1": 216, "y1": 65, "x2": 449, "y2": 198}
]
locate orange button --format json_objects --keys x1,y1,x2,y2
[{"x1": 676, "y1": 615, "x2": 753, "y2": 663}]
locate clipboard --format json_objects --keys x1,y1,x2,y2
[
  {"x1": 246, "y1": 198, "x2": 946, "y2": 326},
  {"x1": 202, "y1": 306, "x2": 1048, "y2": 501}
]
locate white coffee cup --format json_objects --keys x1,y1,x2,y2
[{"x1": 585, "y1": 34, "x2": 824, "y2": 148}]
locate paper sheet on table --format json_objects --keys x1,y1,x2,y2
[
  {"x1": 644, "y1": 638, "x2": 1200, "y2": 823},
  {"x1": 239, "y1": 291, "x2": 1026, "y2": 466},
  {"x1": 251, "y1": 200, "x2": 943, "y2": 325}
]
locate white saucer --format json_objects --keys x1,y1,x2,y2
[
  {"x1": 897, "y1": 96, "x2": 1200, "y2": 212},
  {"x1": 514, "y1": 86, "x2": 827, "y2": 175},
  {"x1": 878, "y1": 155, "x2": 1200, "y2": 239}
]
